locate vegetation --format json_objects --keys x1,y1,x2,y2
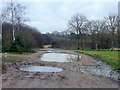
[
  {"x1": 5, "y1": 51, "x2": 36, "y2": 55},
  {"x1": 2, "y1": 23, "x2": 44, "y2": 53},
  {"x1": 43, "y1": 13, "x2": 119, "y2": 50},
  {"x1": 44, "y1": 45, "x2": 52, "y2": 48},
  {"x1": 2, "y1": 1, "x2": 119, "y2": 51},
  {"x1": 76, "y1": 50, "x2": 120, "y2": 70},
  {"x1": 43, "y1": 29, "x2": 118, "y2": 49},
  {"x1": 68, "y1": 13, "x2": 87, "y2": 49},
  {"x1": 2, "y1": 56, "x2": 27, "y2": 63},
  {"x1": 1, "y1": 1, "x2": 119, "y2": 71},
  {"x1": 2, "y1": 1, "x2": 44, "y2": 53}
]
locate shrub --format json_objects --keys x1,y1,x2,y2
[{"x1": 9, "y1": 36, "x2": 24, "y2": 52}]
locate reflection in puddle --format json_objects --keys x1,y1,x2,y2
[
  {"x1": 40, "y1": 53, "x2": 81, "y2": 62},
  {"x1": 20, "y1": 66, "x2": 63, "y2": 72},
  {"x1": 67, "y1": 55, "x2": 81, "y2": 62},
  {"x1": 72, "y1": 65, "x2": 119, "y2": 79},
  {"x1": 47, "y1": 51, "x2": 53, "y2": 53},
  {"x1": 54, "y1": 50, "x2": 75, "y2": 53}
]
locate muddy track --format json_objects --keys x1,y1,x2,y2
[{"x1": 2, "y1": 48, "x2": 119, "y2": 88}]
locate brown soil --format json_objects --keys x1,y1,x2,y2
[{"x1": 2, "y1": 48, "x2": 119, "y2": 88}]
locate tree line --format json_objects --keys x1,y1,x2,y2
[
  {"x1": 2, "y1": 22, "x2": 44, "y2": 52},
  {"x1": 68, "y1": 13, "x2": 119, "y2": 49},
  {"x1": 46, "y1": 13, "x2": 119, "y2": 50},
  {"x1": 2, "y1": 1, "x2": 119, "y2": 51}
]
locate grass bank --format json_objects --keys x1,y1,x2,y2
[
  {"x1": 44, "y1": 45, "x2": 52, "y2": 48},
  {"x1": 2, "y1": 56, "x2": 27, "y2": 63},
  {"x1": 2, "y1": 49, "x2": 37, "y2": 55},
  {"x1": 75, "y1": 50, "x2": 119, "y2": 70},
  {"x1": 5, "y1": 51, "x2": 36, "y2": 55}
]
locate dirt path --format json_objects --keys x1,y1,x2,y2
[{"x1": 2, "y1": 48, "x2": 119, "y2": 88}]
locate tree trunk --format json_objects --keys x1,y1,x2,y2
[
  {"x1": 11, "y1": 0, "x2": 15, "y2": 41},
  {"x1": 81, "y1": 38, "x2": 83, "y2": 50},
  {"x1": 91, "y1": 34, "x2": 95, "y2": 49},
  {"x1": 96, "y1": 43, "x2": 98, "y2": 49},
  {"x1": 77, "y1": 31, "x2": 80, "y2": 49},
  {"x1": 80, "y1": 32, "x2": 83, "y2": 50},
  {"x1": 112, "y1": 40, "x2": 114, "y2": 49}
]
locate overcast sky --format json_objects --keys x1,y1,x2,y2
[{"x1": 1, "y1": 0, "x2": 119, "y2": 33}]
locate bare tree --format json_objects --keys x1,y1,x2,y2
[
  {"x1": 105, "y1": 15, "x2": 118, "y2": 48},
  {"x1": 2, "y1": 0, "x2": 29, "y2": 40},
  {"x1": 92, "y1": 20, "x2": 108, "y2": 49},
  {"x1": 68, "y1": 13, "x2": 87, "y2": 49},
  {"x1": 86, "y1": 20, "x2": 97, "y2": 49}
]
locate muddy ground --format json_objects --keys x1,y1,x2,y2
[{"x1": 2, "y1": 48, "x2": 119, "y2": 88}]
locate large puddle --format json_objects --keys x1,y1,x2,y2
[
  {"x1": 71, "y1": 59, "x2": 119, "y2": 79},
  {"x1": 40, "y1": 53, "x2": 81, "y2": 62},
  {"x1": 20, "y1": 66, "x2": 63, "y2": 72},
  {"x1": 37, "y1": 50, "x2": 119, "y2": 79}
]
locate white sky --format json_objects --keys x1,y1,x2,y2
[{"x1": 0, "y1": 0, "x2": 119, "y2": 33}]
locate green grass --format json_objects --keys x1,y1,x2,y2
[
  {"x1": 44, "y1": 45, "x2": 52, "y2": 48},
  {"x1": 75, "y1": 50, "x2": 120, "y2": 70},
  {"x1": 2, "y1": 56, "x2": 27, "y2": 63},
  {"x1": 3, "y1": 51, "x2": 37, "y2": 55},
  {"x1": 33, "y1": 48, "x2": 42, "y2": 50}
]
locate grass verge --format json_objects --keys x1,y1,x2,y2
[
  {"x1": 2, "y1": 50, "x2": 37, "y2": 55},
  {"x1": 44, "y1": 45, "x2": 52, "y2": 48},
  {"x1": 75, "y1": 50, "x2": 120, "y2": 70},
  {"x1": 2, "y1": 56, "x2": 27, "y2": 63}
]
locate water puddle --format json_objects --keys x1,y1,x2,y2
[
  {"x1": 20, "y1": 66, "x2": 63, "y2": 72},
  {"x1": 54, "y1": 50, "x2": 75, "y2": 53},
  {"x1": 47, "y1": 51, "x2": 54, "y2": 53},
  {"x1": 71, "y1": 63, "x2": 119, "y2": 79},
  {"x1": 40, "y1": 53, "x2": 81, "y2": 62}
]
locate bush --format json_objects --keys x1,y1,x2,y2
[
  {"x1": 52, "y1": 41, "x2": 60, "y2": 48},
  {"x1": 2, "y1": 23, "x2": 44, "y2": 52},
  {"x1": 2, "y1": 35, "x2": 36, "y2": 53},
  {"x1": 9, "y1": 36, "x2": 24, "y2": 52}
]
